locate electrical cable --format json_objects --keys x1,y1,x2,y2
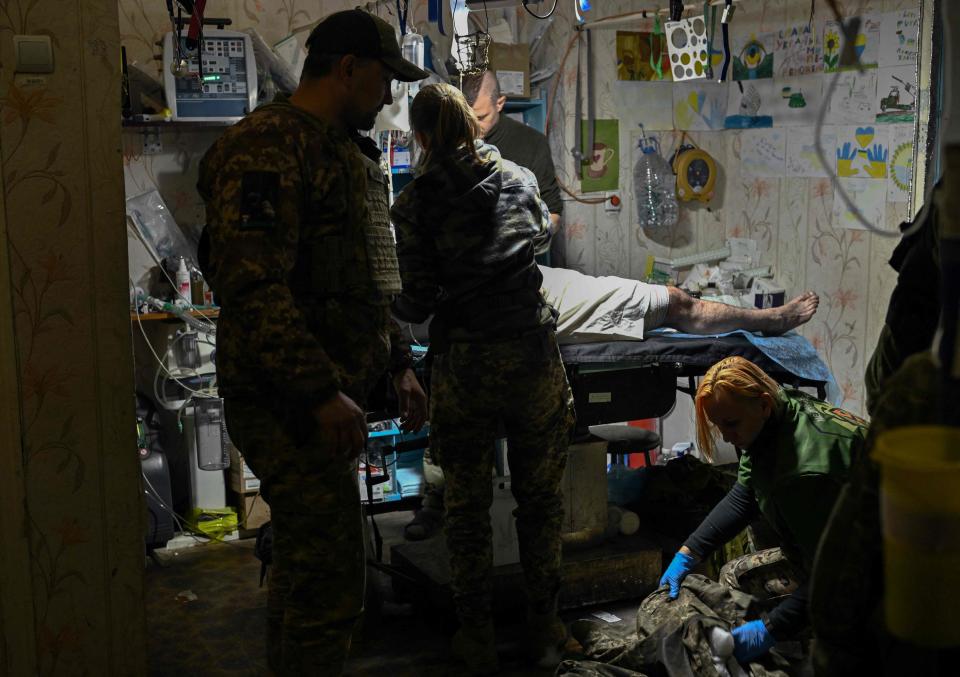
[
  {"x1": 586, "y1": 28, "x2": 595, "y2": 164},
  {"x1": 134, "y1": 301, "x2": 215, "y2": 398},
  {"x1": 142, "y1": 471, "x2": 191, "y2": 539},
  {"x1": 142, "y1": 476, "x2": 248, "y2": 548},
  {"x1": 522, "y1": 0, "x2": 558, "y2": 21},
  {"x1": 131, "y1": 281, "x2": 218, "y2": 414},
  {"x1": 814, "y1": 70, "x2": 921, "y2": 238},
  {"x1": 406, "y1": 322, "x2": 423, "y2": 347},
  {"x1": 545, "y1": 30, "x2": 609, "y2": 205}
]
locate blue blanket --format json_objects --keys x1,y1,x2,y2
[{"x1": 648, "y1": 328, "x2": 840, "y2": 404}]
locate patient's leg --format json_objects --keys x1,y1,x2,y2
[{"x1": 662, "y1": 286, "x2": 819, "y2": 336}]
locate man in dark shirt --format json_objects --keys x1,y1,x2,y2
[{"x1": 461, "y1": 70, "x2": 563, "y2": 231}]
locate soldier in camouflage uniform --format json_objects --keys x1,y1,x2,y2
[
  {"x1": 197, "y1": 10, "x2": 427, "y2": 675},
  {"x1": 390, "y1": 83, "x2": 575, "y2": 673},
  {"x1": 811, "y1": 352, "x2": 960, "y2": 676},
  {"x1": 863, "y1": 181, "x2": 940, "y2": 416},
  {"x1": 810, "y1": 186, "x2": 949, "y2": 675}
]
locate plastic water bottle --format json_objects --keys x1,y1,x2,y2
[{"x1": 633, "y1": 137, "x2": 678, "y2": 230}]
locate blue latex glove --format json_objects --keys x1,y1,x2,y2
[
  {"x1": 658, "y1": 550, "x2": 697, "y2": 599},
  {"x1": 732, "y1": 619, "x2": 776, "y2": 663}
]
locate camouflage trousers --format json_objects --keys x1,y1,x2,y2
[
  {"x1": 225, "y1": 398, "x2": 365, "y2": 676},
  {"x1": 430, "y1": 330, "x2": 575, "y2": 626}
]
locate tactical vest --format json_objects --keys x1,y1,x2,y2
[
  {"x1": 255, "y1": 102, "x2": 397, "y2": 304},
  {"x1": 357, "y1": 151, "x2": 402, "y2": 297}
]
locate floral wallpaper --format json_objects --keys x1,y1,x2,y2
[
  {"x1": 0, "y1": 0, "x2": 144, "y2": 674},
  {"x1": 535, "y1": 0, "x2": 924, "y2": 418}
]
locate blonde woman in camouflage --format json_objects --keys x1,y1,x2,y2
[{"x1": 390, "y1": 83, "x2": 574, "y2": 673}]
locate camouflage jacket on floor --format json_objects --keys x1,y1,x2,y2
[{"x1": 560, "y1": 574, "x2": 794, "y2": 677}]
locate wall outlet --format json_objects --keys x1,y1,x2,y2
[
  {"x1": 604, "y1": 192, "x2": 622, "y2": 213},
  {"x1": 142, "y1": 129, "x2": 162, "y2": 155}
]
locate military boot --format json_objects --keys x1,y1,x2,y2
[
  {"x1": 404, "y1": 486, "x2": 444, "y2": 541},
  {"x1": 524, "y1": 609, "x2": 568, "y2": 668},
  {"x1": 450, "y1": 620, "x2": 499, "y2": 675}
]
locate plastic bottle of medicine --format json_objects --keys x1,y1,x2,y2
[{"x1": 175, "y1": 256, "x2": 191, "y2": 301}]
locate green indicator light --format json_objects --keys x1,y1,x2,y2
[{"x1": 203, "y1": 74, "x2": 221, "y2": 82}]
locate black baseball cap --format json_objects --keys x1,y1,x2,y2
[{"x1": 306, "y1": 9, "x2": 428, "y2": 82}]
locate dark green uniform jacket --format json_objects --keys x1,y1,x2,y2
[
  {"x1": 685, "y1": 388, "x2": 867, "y2": 637},
  {"x1": 738, "y1": 388, "x2": 868, "y2": 572},
  {"x1": 390, "y1": 142, "x2": 555, "y2": 347}
]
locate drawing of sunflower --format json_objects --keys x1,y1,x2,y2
[{"x1": 824, "y1": 29, "x2": 841, "y2": 71}]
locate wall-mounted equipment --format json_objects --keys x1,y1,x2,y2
[
  {"x1": 671, "y1": 143, "x2": 717, "y2": 203},
  {"x1": 163, "y1": 29, "x2": 257, "y2": 121}
]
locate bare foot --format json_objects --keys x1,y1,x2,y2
[{"x1": 761, "y1": 292, "x2": 819, "y2": 335}]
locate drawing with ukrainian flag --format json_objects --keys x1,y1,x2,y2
[
  {"x1": 823, "y1": 16, "x2": 881, "y2": 73},
  {"x1": 836, "y1": 126, "x2": 889, "y2": 179}
]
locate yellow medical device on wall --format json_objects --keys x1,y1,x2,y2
[{"x1": 672, "y1": 142, "x2": 717, "y2": 203}]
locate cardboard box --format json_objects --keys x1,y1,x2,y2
[
  {"x1": 228, "y1": 445, "x2": 261, "y2": 493},
  {"x1": 489, "y1": 42, "x2": 530, "y2": 98},
  {"x1": 751, "y1": 278, "x2": 786, "y2": 309},
  {"x1": 237, "y1": 492, "x2": 270, "y2": 532}
]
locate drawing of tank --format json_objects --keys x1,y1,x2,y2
[
  {"x1": 781, "y1": 86, "x2": 807, "y2": 108},
  {"x1": 881, "y1": 76, "x2": 916, "y2": 112}
]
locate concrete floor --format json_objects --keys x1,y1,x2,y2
[{"x1": 145, "y1": 510, "x2": 647, "y2": 676}]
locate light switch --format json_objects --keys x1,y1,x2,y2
[{"x1": 14, "y1": 35, "x2": 54, "y2": 73}]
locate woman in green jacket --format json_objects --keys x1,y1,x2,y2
[{"x1": 659, "y1": 356, "x2": 867, "y2": 663}]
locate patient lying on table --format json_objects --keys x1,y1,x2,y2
[{"x1": 539, "y1": 265, "x2": 819, "y2": 343}]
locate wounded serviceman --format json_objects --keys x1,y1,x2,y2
[{"x1": 539, "y1": 265, "x2": 819, "y2": 343}]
